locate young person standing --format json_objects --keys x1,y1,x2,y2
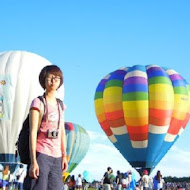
[{"x1": 24, "y1": 65, "x2": 68, "y2": 190}]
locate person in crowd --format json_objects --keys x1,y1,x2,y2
[
  {"x1": 63, "y1": 181, "x2": 69, "y2": 190},
  {"x1": 76, "y1": 174, "x2": 83, "y2": 190},
  {"x1": 153, "y1": 171, "x2": 164, "y2": 190},
  {"x1": 23, "y1": 65, "x2": 68, "y2": 190},
  {"x1": 141, "y1": 170, "x2": 149, "y2": 190},
  {"x1": 102, "y1": 167, "x2": 112, "y2": 190},
  {"x1": 109, "y1": 169, "x2": 115, "y2": 190},
  {"x1": 2, "y1": 165, "x2": 10, "y2": 190},
  {"x1": 121, "y1": 173, "x2": 129, "y2": 190},
  {"x1": 82, "y1": 179, "x2": 89, "y2": 190},
  {"x1": 15, "y1": 164, "x2": 27, "y2": 190},
  {"x1": 69, "y1": 175, "x2": 76, "y2": 190},
  {"x1": 116, "y1": 171, "x2": 122, "y2": 190}
]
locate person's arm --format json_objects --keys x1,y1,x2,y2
[
  {"x1": 29, "y1": 109, "x2": 40, "y2": 179},
  {"x1": 61, "y1": 112, "x2": 68, "y2": 172}
]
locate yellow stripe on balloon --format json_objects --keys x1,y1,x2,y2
[
  {"x1": 172, "y1": 94, "x2": 188, "y2": 120},
  {"x1": 172, "y1": 111, "x2": 187, "y2": 120},
  {"x1": 123, "y1": 109, "x2": 148, "y2": 118},
  {"x1": 149, "y1": 92, "x2": 173, "y2": 101},
  {"x1": 149, "y1": 84, "x2": 173, "y2": 93},
  {"x1": 123, "y1": 100, "x2": 148, "y2": 110},
  {"x1": 94, "y1": 99, "x2": 105, "y2": 115},
  {"x1": 103, "y1": 87, "x2": 122, "y2": 104},
  {"x1": 104, "y1": 86, "x2": 122, "y2": 95}
]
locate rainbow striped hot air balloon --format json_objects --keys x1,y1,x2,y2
[
  {"x1": 63, "y1": 122, "x2": 90, "y2": 180},
  {"x1": 94, "y1": 65, "x2": 190, "y2": 173}
]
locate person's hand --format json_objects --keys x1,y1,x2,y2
[
  {"x1": 62, "y1": 156, "x2": 68, "y2": 172},
  {"x1": 29, "y1": 162, "x2": 39, "y2": 179}
]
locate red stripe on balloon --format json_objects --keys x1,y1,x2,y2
[
  {"x1": 182, "y1": 113, "x2": 190, "y2": 129},
  {"x1": 149, "y1": 108, "x2": 173, "y2": 118},
  {"x1": 127, "y1": 125, "x2": 148, "y2": 134},
  {"x1": 105, "y1": 110, "x2": 124, "y2": 120},
  {"x1": 99, "y1": 120, "x2": 113, "y2": 136},
  {"x1": 108, "y1": 118, "x2": 126, "y2": 128},
  {"x1": 167, "y1": 118, "x2": 183, "y2": 135},
  {"x1": 149, "y1": 117, "x2": 171, "y2": 126},
  {"x1": 129, "y1": 133, "x2": 148, "y2": 141}
]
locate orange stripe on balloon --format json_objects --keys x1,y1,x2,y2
[
  {"x1": 125, "y1": 117, "x2": 148, "y2": 126},
  {"x1": 97, "y1": 113, "x2": 106, "y2": 122},
  {"x1": 105, "y1": 110, "x2": 124, "y2": 120},
  {"x1": 104, "y1": 102, "x2": 122, "y2": 112}
]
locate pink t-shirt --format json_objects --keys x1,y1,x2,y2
[{"x1": 30, "y1": 97, "x2": 64, "y2": 158}]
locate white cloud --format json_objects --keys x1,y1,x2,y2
[{"x1": 70, "y1": 130, "x2": 190, "y2": 181}]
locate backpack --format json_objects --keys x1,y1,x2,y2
[{"x1": 17, "y1": 95, "x2": 64, "y2": 165}]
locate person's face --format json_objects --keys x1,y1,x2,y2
[{"x1": 45, "y1": 73, "x2": 61, "y2": 91}]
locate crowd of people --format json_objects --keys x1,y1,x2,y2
[
  {"x1": 63, "y1": 174, "x2": 89, "y2": 190},
  {"x1": 100, "y1": 167, "x2": 190, "y2": 190},
  {"x1": 0, "y1": 164, "x2": 27, "y2": 190}
]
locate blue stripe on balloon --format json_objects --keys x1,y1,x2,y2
[
  {"x1": 0, "y1": 154, "x2": 15, "y2": 162},
  {"x1": 147, "y1": 67, "x2": 169, "y2": 79},
  {"x1": 171, "y1": 79, "x2": 187, "y2": 87},
  {"x1": 154, "y1": 135, "x2": 179, "y2": 164},
  {"x1": 146, "y1": 133, "x2": 166, "y2": 167},
  {"x1": 96, "y1": 81, "x2": 106, "y2": 92},
  {"x1": 132, "y1": 148, "x2": 147, "y2": 162},
  {"x1": 128, "y1": 65, "x2": 147, "y2": 72},
  {"x1": 123, "y1": 84, "x2": 148, "y2": 93},
  {"x1": 114, "y1": 134, "x2": 135, "y2": 162},
  {"x1": 109, "y1": 70, "x2": 127, "y2": 80},
  {"x1": 114, "y1": 134, "x2": 147, "y2": 164}
]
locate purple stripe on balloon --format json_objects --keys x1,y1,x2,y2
[
  {"x1": 124, "y1": 77, "x2": 148, "y2": 85},
  {"x1": 147, "y1": 67, "x2": 163, "y2": 73},
  {"x1": 114, "y1": 70, "x2": 127, "y2": 75},
  {"x1": 169, "y1": 74, "x2": 183, "y2": 81},
  {"x1": 99, "y1": 79, "x2": 108, "y2": 85}
]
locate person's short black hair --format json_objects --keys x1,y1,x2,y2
[
  {"x1": 107, "y1": 167, "x2": 112, "y2": 171},
  {"x1": 39, "y1": 65, "x2": 63, "y2": 90}
]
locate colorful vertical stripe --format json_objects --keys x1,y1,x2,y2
[{"x1": 65, "y1": 122, "x2": 90, "y2": 174}]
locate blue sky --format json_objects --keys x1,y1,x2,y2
[{"x1": 0, "y1": 0, "x2": 190, "y2": 180}]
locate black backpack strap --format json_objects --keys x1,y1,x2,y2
[
  {"x1": 56, "y1": 98, "x2": 64, "y2": 111},
  {"x1": 37, "y1": 96, "x2": 44, "y2": 105}
]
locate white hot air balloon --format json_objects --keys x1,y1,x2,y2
[{"x1": 0, "y1": 51, "x2": 64, "y2": 163}]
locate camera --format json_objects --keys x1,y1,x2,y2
[{"x1": 47, "y1": 129, "x2": 58, "y2": 139}]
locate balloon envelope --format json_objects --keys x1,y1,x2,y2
[
  {"x1": 83, "y1": 170, "x2": 94, "y2": 183},
  {"x1": 94, "y1": 65, "x2": 190, "y2": 172},
  {"x1": 0, "y1": 51, "x2": 64, "y2": 163},
  {"x1": 65, "y1": 122, "x2": 90, "y2": 174}
]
